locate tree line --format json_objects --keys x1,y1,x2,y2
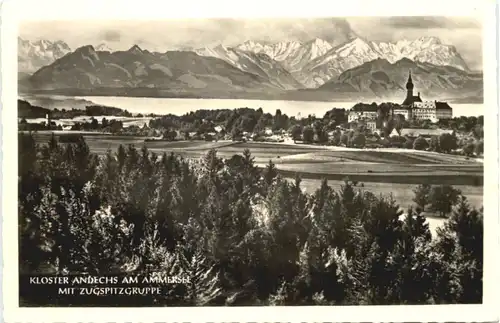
[
  {"x1": 18, "y1": 133, "x2": 483, "y2": 306},
  {"x1": 18, "y1": 100, "x2": 135, "y2": 119},
  {"x1": 19, "y1": 99, "x2": 483, "y2": 156}
]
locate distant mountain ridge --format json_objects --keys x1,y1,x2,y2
[
  {"x1": 235, "y1": 38, "x2": 334, "y2": 71},
  {"x1": 19, "y1": 36, "x2": 482, "y2": 103},
  {"x1": 298, "y1": 36, "x2": 470, "y2": 87},
  {"x1": 28, "y1": 44, "x2": 287, "y2": 94},
  {"x1": 196, "y1": 36, "x2": 470, "y2": 88},
  {"x1": 194, "y1": 45, "x2": 303, "y2": 90},
  {"x1": 18, "y1": 37, "x2": 72, "y2": 73},
  {"x1": 286, "y1": 58, "x2": 482, "y2": 102}
]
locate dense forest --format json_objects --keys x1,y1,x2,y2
[{"x1": 18, "y1": 133, "x2": 483, "y2": 306}]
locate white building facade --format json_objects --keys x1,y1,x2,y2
[
  {"x1": 398, "y1": 71, "x2": 453, "y2": 122},
  {"x1": 348, "y1": 110, "x2": 378, "y2": 122}
]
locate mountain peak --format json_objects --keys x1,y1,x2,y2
[
  {"x1": 214, "y1": 44, "x2": 226, "y2": 51},
  {"x1": 73, "y1": 45, "x2": 99, "y2": 62},
  {"x1": 75, "y1": 45, "x2": 96, "y2": 53},
  {"x1": 36, "y1": 39, "x2": 52, "y2": 48},
  {"x1": 334, "y1": 37, "x2": 373, "y2": 53},
  {"x1": 96, "y1": 43, "x2": 113, "y2": 52},
  {"x1": 128, "y1": 45, "x2": 143, "y2": 54},
  {"x1": 351, "y1": 37, "x2": 370, "y2": 45},
  {"x1": 241, "y1": 40, "x2": 258, "y2": 46},
  {"x1": 395, "y1": 57, "x2": 415, "y2": 65},
  {"x1": 306, "y1": 38, "x2": 330, "y2": 47},
  {"x1": 416, "y1": 36, "x2": 442, "y2": 45}
]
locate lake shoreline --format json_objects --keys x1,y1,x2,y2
[
  {"x1": 20, "y1": 90, "x2": 484, "y2": 105},
  {"x1": 19, "y1": 94, "x2": 485, "y2": 119}
]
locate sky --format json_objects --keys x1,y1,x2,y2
[{"x1": 19, "y1": 17, "x2": 483, "y2": 70}]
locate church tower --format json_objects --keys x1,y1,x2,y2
[
  {"x1": 401, "y1": 70, "x2": 421, "y2": 107},
  {"x1": 405, "y1": 71, "x2": 414, "y2": 99}
]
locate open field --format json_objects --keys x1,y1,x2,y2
[{"x1": 28, "y1": 132, "x2": 483, "y2": 186}]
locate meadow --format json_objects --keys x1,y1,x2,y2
[{"x1": 29, "y1": 132, "x2": 483, "y2": 182}]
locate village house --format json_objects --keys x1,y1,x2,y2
[
  {"x1": 214, "y1": 125, "x2": 225, "y2": 133},
  {"x1": 366, "y1": 121, "x2": 377, "y2": 132},
  {"x1": 352, "y1": 119, "x2": 377, "y2": 132},
  {"x1": 348, "y1": 107, "x2": 378, "y2": 123},
  {"x1": 389, "y1": 128, "x2": 401, "y2": 137}
]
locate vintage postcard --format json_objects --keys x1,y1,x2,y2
[{"x1": 2, "y1": 0, "x2": 499, "y2": 321}]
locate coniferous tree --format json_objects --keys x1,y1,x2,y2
[
  {"x1": 390, "y1": 207, "x2": 434, "y2": 303},
  {"x1": 429, "y1": 185, "x2": 462, "y2": 217},
  {"x1": 174, "y1": 244, "x2": 225, "y2": 305},
  {"x1": 262, "y1": 160, "x2": 279, "y2": 194},
  {"x1": 434, "y1": 196, "x2": 483, "y2": 303},
  {"x1": 116, "y1": 144, "x2": 127, "y2": 170},
  {"x1": 413, "y1": 184, "x2": 431, "y2": 212}
]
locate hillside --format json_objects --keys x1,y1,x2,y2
[
  {"x1": 28, "y1": 45, "x2": 286, "y2": 94},
  {"x1": 310, "y1": 58, "x2": 482, "y2": 102},
  {"x1": 18, "y1": 99, "x2": 50, "y2": 118}
]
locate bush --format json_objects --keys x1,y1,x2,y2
[
  {"x1": 403, "y1": 137, "x2": 414, "y2": 149},
  {"x1": 329, "y1": 133, "x2": 341, "y2": 146},
  {"x1": 438, "y1": 133, "x2": 458, "y2": 153},
  {"x1": 475, "y1": 139, "x2": 483, "y2": 156},
  {"x1": 462, "y1": 142, "x2": 475, "y2": 156},
  {"x1": 350, "y1": 133, "x2": 366, "y2": 148},
  {"x1": 302, "y1": 127, "x2": 314, "y2": 144},
  {"x1": 430, "y1": 136, "x2": 440, "y2": 152},
  {"x1": 413, "y1": 136, "x2": 429, "y2": 150},
  {"x1": 340, "y1": 133, "x2": 349, "y2": 146},
  {"x1": 290, "y1": 125, "x2": 302, "y2": 142}
]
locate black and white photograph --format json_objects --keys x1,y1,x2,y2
[{"x1": 2, "y1": 0, "x2": 499, "y2": 320}]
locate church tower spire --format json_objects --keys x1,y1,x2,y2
[{"x1": 406, "y1": 70, "x2": 414, "y2": 98}]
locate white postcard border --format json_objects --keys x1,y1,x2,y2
[{"x1": 2, "y1": 0, "x2": 499, "y2": 321}]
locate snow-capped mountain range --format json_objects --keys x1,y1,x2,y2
[
  {"x1": 234, "y1": 36, "x2": 470, "y2": 87},
  {"x1": 18, "y1": 37, "x2": 72, "y2": 73},
  {"x1": 194, "y1": 45, "x2": 303, "y2": 90},
  {"x1": 19, "y1": 35, "x2": 478, "y2": 102},
  {"x1": 235, "y1": 38, "x2": 333, "y2": 72}
]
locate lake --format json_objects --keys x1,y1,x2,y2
[{"x1": 21, "y1": 95, "x2": 485, "y2": 118}]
